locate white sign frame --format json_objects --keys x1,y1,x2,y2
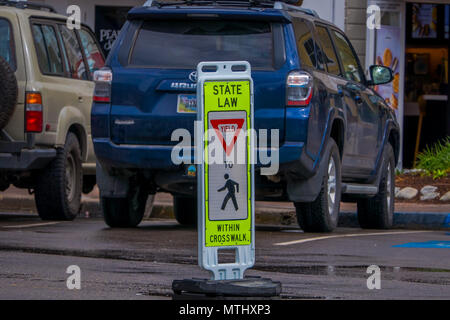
[{"x1": 197, "y1": 61, "x2": 255, "y2": 281}]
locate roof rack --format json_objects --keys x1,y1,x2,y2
[
  {"x1": 273, "y1": 1, "x2": 319, "y2": 17},
  {"x1": 144, "y1": 0, "x2": 275, "y2": 9},
  {"x1": 0, "y1": 0, "x2": 56, "y2": 13},
  {"x1": 143, "y1": 0, "x2": 319, "y2": 17}
]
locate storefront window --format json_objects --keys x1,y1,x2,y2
[
  {"x1": 403, "y1": 2, "x2": 449, "y2": 168},
  {"x1": 445, "y1": 5, "x2": 449, "y2": 39},
  {"x1": 411, "y1": 4, "x2": 438, "y2": 39},
  {"x1": 95, "y1": 6, "x2": 132, "y2": 57}
]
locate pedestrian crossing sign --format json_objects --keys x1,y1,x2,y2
[
  {"x1": 203, "y1": 85, "x2": 252, "y2": 247},
  {"x1": 197, "y1": 61, "x2": 255, "y2": 280}
]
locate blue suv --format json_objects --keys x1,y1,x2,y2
[{"x1": 91, "y1": 0, "x2": 400, "y2": 232}]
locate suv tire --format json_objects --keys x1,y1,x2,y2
[
  {"x1": 357, "y1": 144, "x2": 395, "y2": 229},
  {"x1": 101, "y1": 185, "x2": 148, "y2": 228},
  {"x1": 35, "y1": 132, "x2": 82, "y2": 220},
  {"x1": 295, "y1": 139, "x2": 342, "y2": 232},
  {"x1": 173, "y1": 196, "x2": 197, "y2": 226},
  {"x1": 0, "y1": 57, "x2": 18, "y2": 129}
]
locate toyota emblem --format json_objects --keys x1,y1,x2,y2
[{"x1": 189, "y1": 71, "x2": 197, "y2": 83}]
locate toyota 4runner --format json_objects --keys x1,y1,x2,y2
[{"x1": 92, "y1": 0, "x2": 400, "y2": 232}]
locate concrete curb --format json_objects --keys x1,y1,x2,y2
[{"x1": 1, "y1": 194, "x2": 449, "y2": 230}]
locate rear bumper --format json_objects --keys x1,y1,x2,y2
[
  {"x1": 93, "y1": 138, "x2": 316, "y2": 178},
  {"x1": 0, "y1": 148, "x2": 56, "y2": 171}
]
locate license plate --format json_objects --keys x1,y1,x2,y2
[{"x1": 177, "y1": 94, "x2": 197, "y2": 114}]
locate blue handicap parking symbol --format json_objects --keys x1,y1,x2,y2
[
  {"x1": 445, "y1": 214, "x2": 450, "y2": 227},
  {"x1": 393, "y1": 241, "x2": 450, "y2": 249}
]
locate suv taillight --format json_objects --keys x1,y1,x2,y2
[
  {"x1": 286, "y1": 71, "x2": 313, "y2": 107},
  {"x1": 93, "y1": 68, "x2": 112, "y2": 103},
  {"x1": 25, "y1": 92, "x2": 43, "y2": 133}
]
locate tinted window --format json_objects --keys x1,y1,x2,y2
[
  {"x1": 79, "y1": 29, "x2": 104, "y2": 74},
  {"x1": 331, "y1": 30, "x2": 364, "y2": 83},
  {"x1": 292, "y1": 19, "x2": 318, "y2": 69},
  {"x1": 59, "y1": 25, "x2": 88, "y2": 80},
  {"x1": 316, "y1": 26, "x2": 340, "y2": 76},
  {"x1": 32, "y1": 24, "x2": 64, "y2": 75},
  {"x1": 130, "y1": 20, "x2": 274, "y2": 70},
  {"x1": 0, "y1": 18, "x2": 15, "y2": 70}
]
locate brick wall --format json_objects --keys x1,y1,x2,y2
[{"x1": 345, "y1": 0, "x2": 367, "y2": 68}]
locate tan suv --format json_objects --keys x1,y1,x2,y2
[{"x1": 0, "y1": 2, "x2": 104, "y2": 220}]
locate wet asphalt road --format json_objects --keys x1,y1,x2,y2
[{"x1": 0, "y1": 212, "x2": 449, "y2": 300}]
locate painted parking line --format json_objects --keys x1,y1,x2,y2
[
  {"x1": 274, "y1": 231, "x2": 433, "y2": 247},
  {"x1": 2, "y1": 222, "x2": 62, "y2": 229},
  {"x1": 393, "y1": 241, "x2": 450, "y2": 249}
]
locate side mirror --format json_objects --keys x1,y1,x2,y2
[{"x1": 368, "y1": 65, "x2": 394, "y2": 86}]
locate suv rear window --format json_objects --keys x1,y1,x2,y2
[
  {"x1": 315, "y1": 26, "x2": 341, "y2": 76},
  {"x1": 32, "y1": 23, "x2": 64, "y2": 75},
  {"x1": 129, "y1": 20, "x2": 276, "y2": 70},
  {"x1": 78, "y1": 28, "x2": 105, "y2": 74},
  {"x1": 59, "y1": 25, "x2": 88, "y2": 80},
  {"x1": 292, "y1": 18, "x2": 318, "y2": 70},
  {"x1": 0, "y1": 18, "x2": 16, "y2": 70}
]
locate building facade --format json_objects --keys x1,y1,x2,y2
[
  {"x1": 364, "y1": 0, "x2": 449, "y2": 168},
  {"x1": 29, "y1": 0, "x2": 348, "y2": 52},
  {"x1": 31, "y1": 0, "x2": 347, "y2": 35},
  {"x1": 345, "y1": 0, "x2": 367, "y2": 66}
]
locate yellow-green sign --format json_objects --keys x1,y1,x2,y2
[{"x1": 203, "y1": 80, "x2": 252, "y2": 247}]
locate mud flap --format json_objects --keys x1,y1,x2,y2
[
  {"x1": 287, "y1": 140, "x2": 333, "y2": 203},
  {"x1": 96, "y1": 161, "x2": 129, "y2": 198}
]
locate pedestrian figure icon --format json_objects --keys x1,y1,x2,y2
[{"x1": 218, "y1": 174, "x2": 239, "y2": 211}]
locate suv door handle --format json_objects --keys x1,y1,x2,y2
[{"x1": 78, "y1": 96, "x2": 84, "y2": 103}]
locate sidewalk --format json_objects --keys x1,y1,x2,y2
[{"x1": 1, "y1": 187, "x2": 449, "y2": 230}]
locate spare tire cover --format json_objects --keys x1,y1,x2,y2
[{"x1": 0, "y1": 56, "x2": 18, "y2": 130}]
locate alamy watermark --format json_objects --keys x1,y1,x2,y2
[
  {"x1": 367, "y1": 5, "x2": 381, "y2": 30},
  {"x1": 66, "y1": 5, "x2": 81, "y2": 30},
  {"x1": 171, "y1": 122, "x2": 280, "y2": 176},
  {"x1": 66, "y1": 265, "x2": 81, "y2": 290},
  {"x1": 366, "y1": 265, "x2": 381, "y2": 290}
]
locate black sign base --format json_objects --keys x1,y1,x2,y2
[{"x1": 172, "y1": 277, "x2": 281, "y2": 300}]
